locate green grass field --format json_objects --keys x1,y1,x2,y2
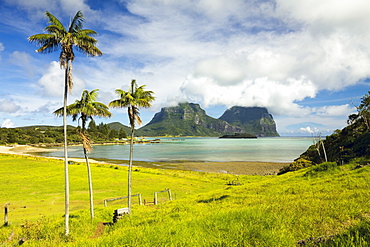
[{"x1": 0, "y1": 154, "x2": 369, "y2": 246}]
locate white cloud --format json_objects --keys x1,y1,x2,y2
[
  {"x1": 314, "y1": 104, "x2": 356, "y2": 117},
  {"x1": 96, "y1": 0, "x2": 370, "y2": 118},
  {"x1": 37, "y1": 61, "x2": 86, "y2": 98},
  {"x1": 0, "y1": 99, "x2": 21, "y2": 113},
  {"x1": 194, "y1": 54, "x2": 247, "y2": 86},
  {"x1": 9, "y1": 50, "x2": 31, "y2": 63},
  {"x1": 276, "y1": 0, "x2": 370, "y2": 34},
  {"x1": 58, "y1": 0, "x2": 91, "y2": 14},
  {"x1": 300, "y1": 126, "x2": 318, "y2": 134},
  {"x1": 8, "y1": 51, "x2": 37, "y2": 77},
  {"x1": 32, "y1": 101, "x2": 60, "y2": 114},
  {"x1": 181, "y1": 76, "x2": 317, "y2": 116},
  {"x1": 3, "y1": 0, "x2": 369, "y2": 132},
  {"x1": 4, "y1": 0, "x2": 92, "y2": 17},
  {"x1": 1, "y1": 119, "x2": 15, "y2": 128}
]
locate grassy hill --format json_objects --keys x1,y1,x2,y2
[
  {"x1": 0, "y1": 154, "x2": 369, "y2": 246},
  {"x1": 107, "y1": 122, "x2": 131, "y2": 133}
]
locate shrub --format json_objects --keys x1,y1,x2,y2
[{"x1": 277, "y1": 158, "x2": 314, "y2": 175}]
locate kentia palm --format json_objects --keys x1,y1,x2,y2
[
  {"x1": 109, "y1": 80, "x2": 155, "y2": 212},
  {"x1": 28, "y1": 11, "x2": 102, "y2": 235},
  {"x1": 54, "y1": 89, "x2": 111, "y2": 219}
]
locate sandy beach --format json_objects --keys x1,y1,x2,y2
[
  {"x1": 0, "y1": 145, "x2": 289, "y2": 175},
  {"x1": 0, "y1": 145, "x2": 106, "y2": 165}
]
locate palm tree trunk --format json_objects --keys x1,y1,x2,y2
[
  {"x1": 84, "y1": 147, "x2": 94, "y2": 219},
  {"x1": 63, "y1": 67, "x2": 70, "y2": 236},
  {"x1": 128, "y1": 127, "x2": 134, "y2": 213}
]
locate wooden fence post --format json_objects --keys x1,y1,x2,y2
[
  {"x1": 4, "y1": 203, "x2": 9, "y2": 226},
  {"x1": 167, "y1": 189, "x2": 172, "y2": 201},
  {"x1": 154, "y1": 192, "x2": 158, "y2": 205},
  {"x1": 138, "y1": 194, "x2": 143, "y2": 205}
]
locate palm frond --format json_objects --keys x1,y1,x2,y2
[
  {"x1": 77, "y1": 29, "x2": 98, "y2": 36},
  {"x1": 56, "y1": 89, "x2": 112, "y2": 121},
  {"x1": 79, "y1": 130, "x2": 92, "y2": 153},
  {"x1": 44, "y1": 24, "x2": 66, "y2": 38},
  {"x1": 45, "y1": 11, "x2": 65, "y2": 30},
  {"x1": 29, "y1": 11, "x2": 102, "y2": 61},
  {"x1": 28, "y1": 33, "x2": 55, "y2": 44},
  {"x1": 53, "y1": 107, "x2": 64, "y2": 116},
  {"x1": 69, "y1": 10, "x2": 85, "y2": 33},
  {"x1": 37, "y1": 41, "x2": 60, "y2": 54},
  {"x1": 76, "y1": 44, "x2": 103, "y2": 57},
  {"x1": 28, "y1": 34, "x2": 60, "y2": 54},
  {"x1": 110, "y1": 80, "x2": 155, "y2": 128}
]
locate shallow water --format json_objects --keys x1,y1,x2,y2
[{"x1": 36, "y1": 137, "x2": 313, "y2": 163}]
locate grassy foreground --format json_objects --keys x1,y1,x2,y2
[{"x1": 0, "y1": 154, "x2": 369, "y2": 246}]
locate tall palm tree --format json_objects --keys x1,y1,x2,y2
[
  {"x1": 28, "y1": 11, "x2": 102, "y2": 235},
  {"x1": 109, "y1": 80, "x2": 155, "y2": 212},
  {"x1": 54, "y1": 89, "x2": 112, "y2": 219}
]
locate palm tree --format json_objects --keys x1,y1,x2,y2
[
  {"x1": 28, "y1": 11, "x2": 102, "y2": 235},
  {"x1": 109, "y1": 80, "x2": 155, "y2": 212},
  {"x1": 54, "y1": 89, "x2": 112, "y2": 219}
]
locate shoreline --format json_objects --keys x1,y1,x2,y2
[{"x1": 0, "y1": 145, "x2": 289, "y2": 175}]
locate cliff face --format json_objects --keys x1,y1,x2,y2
[
  {"x1": 219, "y1": 106, "x2": 279, "y2": 137},
  {"x1": 138, "y1": 103, "x2": 243, "y2": 136},
  {"x1": 138, "y1": 103, "x2": 279, "y2": 137}
]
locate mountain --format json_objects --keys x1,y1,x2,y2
[
  {"x1": 107, "y1": 122, "x2": 131, "y2": 133},
  {"x1": 219, "y1": 106, "x2": 279, "y2": 137},
  {"x1": 137, "y1": 103, "x2": 244, "y2": 136}
]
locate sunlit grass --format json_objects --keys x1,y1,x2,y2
[{"x1": 0, "y1": 154, "x2": 369, "y2": 246}]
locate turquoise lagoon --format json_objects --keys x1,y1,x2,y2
[{"x1": 38, "y1": 137, "x2": 314, "y2": 163}]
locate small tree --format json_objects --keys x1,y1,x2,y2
[
  {"x1": 109, "y1": 80, "x2": 155, "y2": 212},
  {"x1": 348, "y1": 91, "x2": 370, "y2": 131},
  {"x1": 312, "y1": 132, "x2": 328, "y2": 163}
]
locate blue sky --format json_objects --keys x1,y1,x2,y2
[{"x1": 0, "y1": 0, "x2": 369, "y2": 136}]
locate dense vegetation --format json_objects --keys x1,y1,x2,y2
[
  {"x1": 279, "y1": 91, "x2": 370, "y2": 174},
  {"x1": 0, "y1": 154, "x2": 369, "y2": 246},
  {"x1": 0, "y1": 121, "x2": 127, "y2": 145}
]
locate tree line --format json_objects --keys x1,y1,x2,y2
[{"x1": 0, "y1": 121, "x2": 127, "y2": 145}]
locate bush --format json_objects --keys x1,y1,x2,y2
[{"x1": 277, "y1": 158, "x2": 314, "y2": 175}]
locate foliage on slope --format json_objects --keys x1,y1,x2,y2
[
  {"x1": 0, "y1": 121, "x2": 127, "y2": 145},
  {"x1": 279, "y1": 91, "x2": 370, "y2": 174}
]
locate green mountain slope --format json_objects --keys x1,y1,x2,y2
[
  {"x1": 107, "y1": 122, "x2": 131, "y2": 133},
  {"x1": 299, "y1": 118, "x2": 370, "y2": 165},
  {"x1": 138, "y1": 102, "x2": 244, "y2": 136},
  {"x1": 219, "y1": 106, "x2": 279, "y2": 137},
  {"x1": 279, "y1": 91, "x2": 370, "y2": 174}
]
